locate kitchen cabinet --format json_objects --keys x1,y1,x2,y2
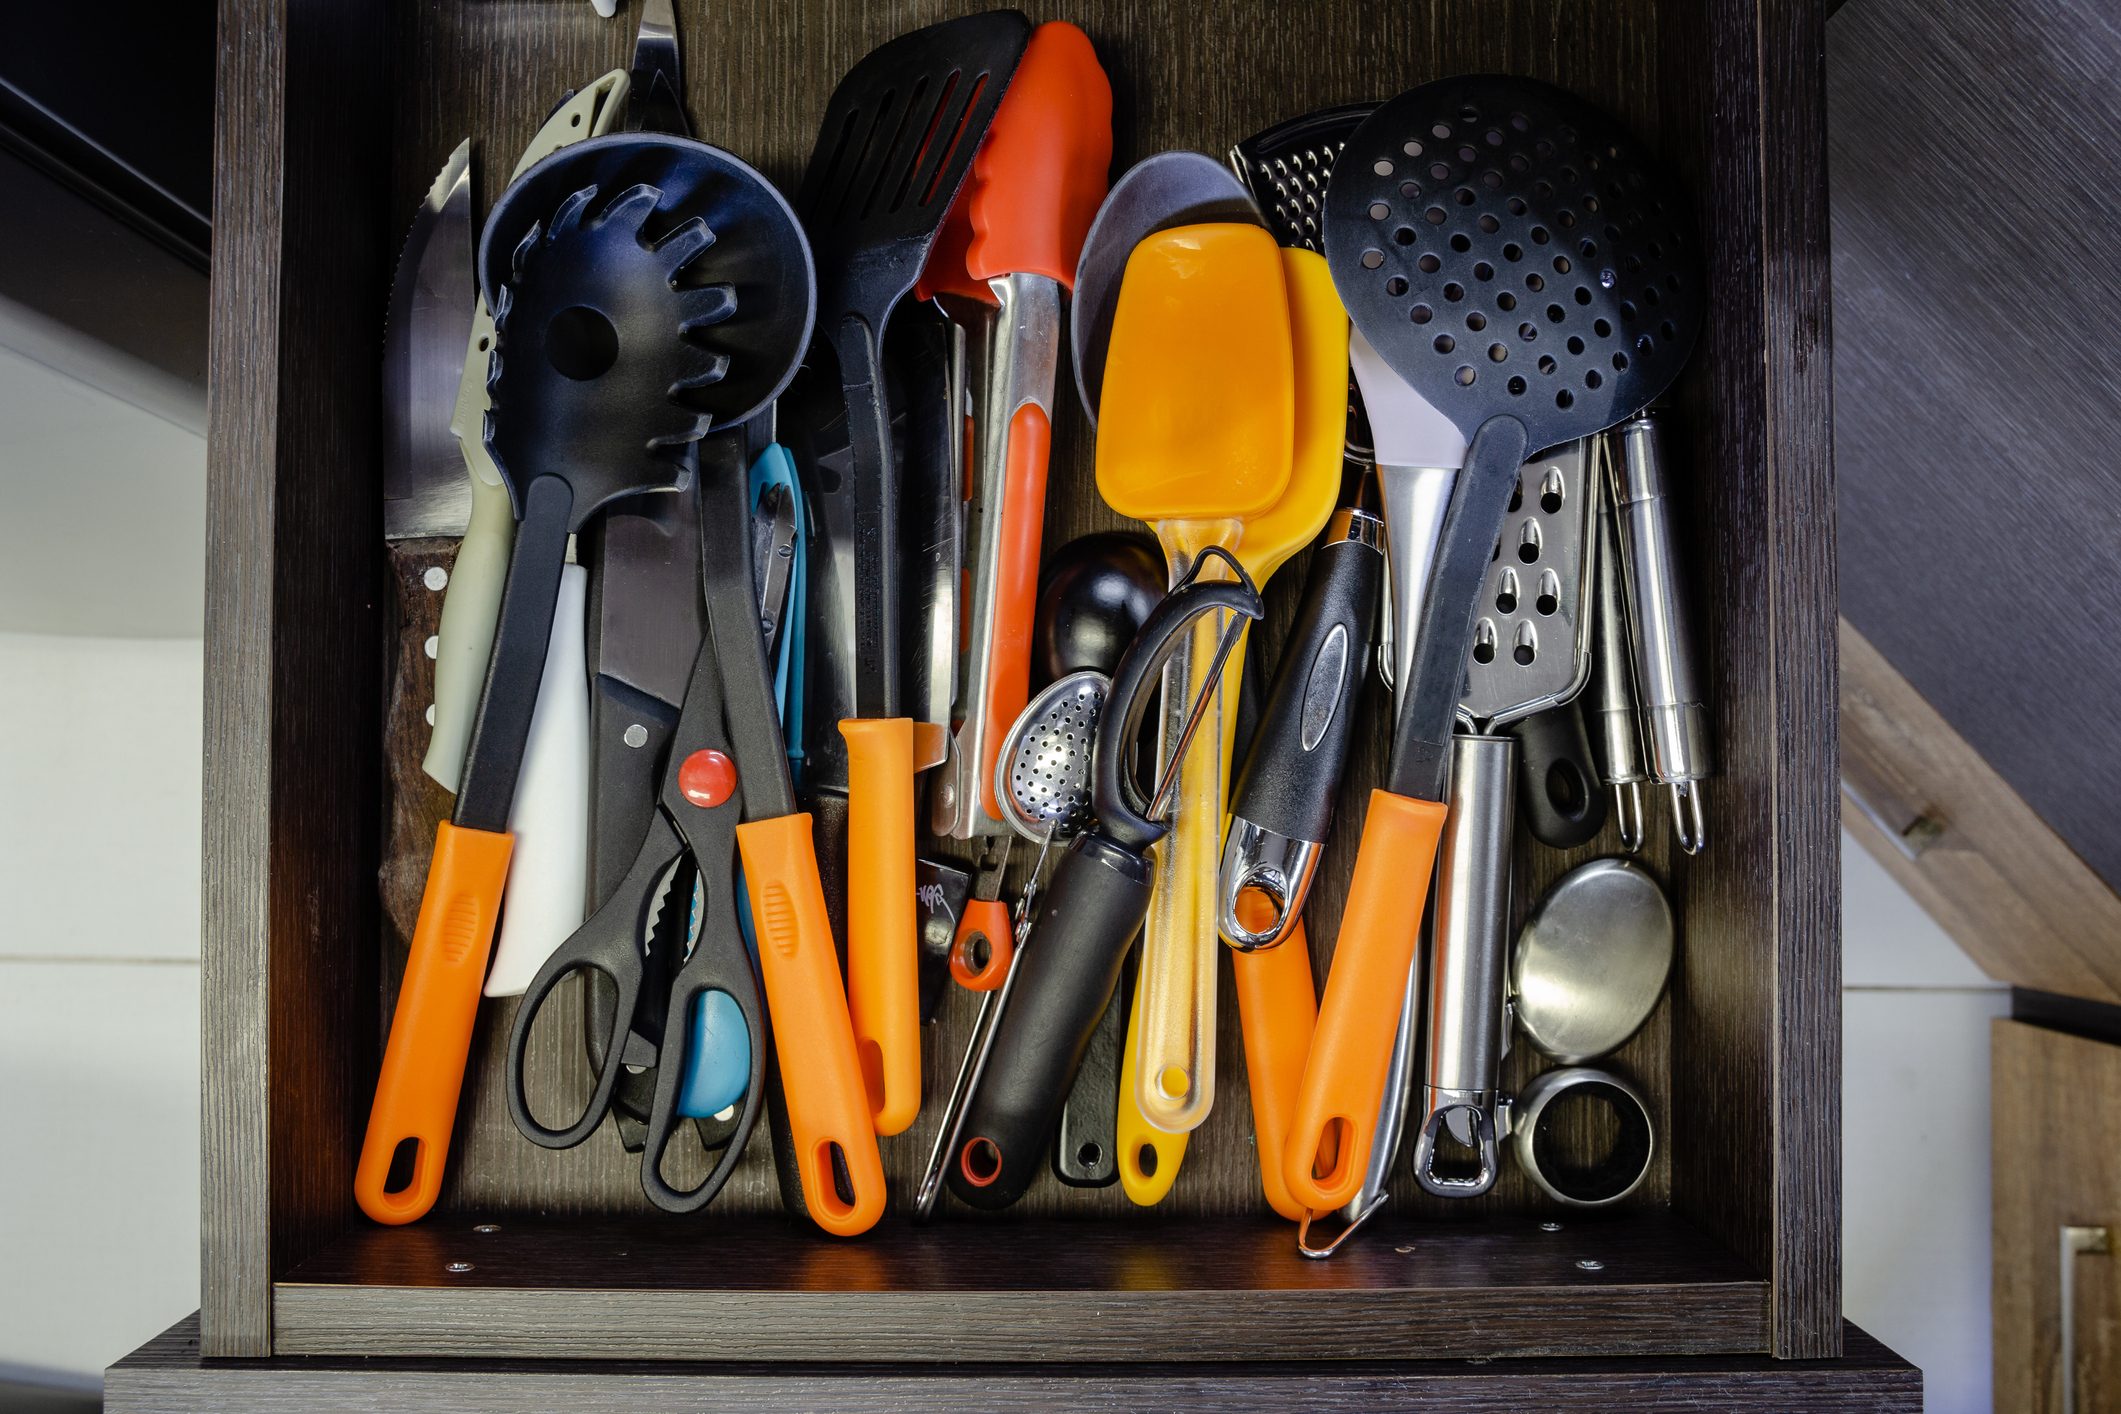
[
  {"x1": 1993, "y1": 1020, "x2": 2121, "y2": 1414},
  {"x1": 138, "y1": 0, "x2": 1914, "y2": 1403}
]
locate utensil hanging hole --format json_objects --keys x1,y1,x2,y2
[
  {"x1": 1077, "y1": 1143, "x2": 1104, "y2": 1169},
  {"x1": 824, "y1": 1143, "x2": 856, "y2": 1210},
  {"x1": 960, "y1": 1137, "x2": 1003, "y2": 1187},
  {"x1": 385, "y1": 1138, "x2": 422, "y2": 1195},
  {"x1": 1311, "y1": 1119, "x2": 1354, "y2": 1185},
  {"x1": 545, "y1": 306, "x2": 619, "y2": 381},
  {"x1": 1137, "y1": 1144, "x2": 1159, "y2": 1178},
  {"x1": 1546, "y1": 760, "x2": 1588, "y2": 817}
]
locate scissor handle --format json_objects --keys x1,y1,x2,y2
[
  {"x1": 504, "y1": 820, "x2": 674, "y2": 1150},
  {"x1": 640, "y1": 864, "x2": 769, "y2": 1214}
]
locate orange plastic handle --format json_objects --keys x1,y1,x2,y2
[
  {"x1": 949, "y1": 898, "x2": 1014, "y2": 991},
  {"x1": 736, "y1": 813, "x2": 888, "y2": 1237},
  {"x1": 975, "y1": 402, "x2": 1053, "y2": 819},
  {"x1": 964, "y1": 21, "x2": 1113, "y2": 287},
  {"x1": 1232, "y1": 916, "x2": 1319, "y2": 1222},
  {"x1": 354, "y1": 821, "x2": 513, "y2": 1225},
  {"x1": 915, "y1": 173, "x2": 990, "y2": 306},
  {"x1": 839, "y1": 717, "x2": 922, "y2": 1136},
  {"x1": 1282, "y1": 789, "x2": 1450, "y2": 1213}
]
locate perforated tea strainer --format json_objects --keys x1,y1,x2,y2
[
  {"x1": 915, "y1": 669, "x2": 1110, "y2": 1219},
  {"x1": 1282, "y1": 75, "x2": 1703, "y2": 1219}
]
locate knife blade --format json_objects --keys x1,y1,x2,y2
[{"x1": 382, "y1": 139, "x2": 474, "y2": 541}]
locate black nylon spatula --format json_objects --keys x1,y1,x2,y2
[{"x1": 793, "y1": 10, "x2": 1032, "y2": 1137}]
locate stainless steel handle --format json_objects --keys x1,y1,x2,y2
[
  {"x1": 1411, "y1": 732, "x2": 1515, "y2": 1198},
  {"x1": 1611, "y1": 412, "x2": 1713, "y2": 853},
  {"x1": 1587, "y1": 457, "x2": 1648, "y2": 852},
  {"x1": 2061, "y1": 1224, "x2": 2110, "y2": 1414}
]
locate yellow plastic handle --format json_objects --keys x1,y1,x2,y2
[{"x1": 1117, "y1": 967, "x2": 1187, "y2": 1205}]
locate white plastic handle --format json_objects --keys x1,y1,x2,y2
[{"x1": 485, "y1": 564, "x2": 591, "y2": 997}]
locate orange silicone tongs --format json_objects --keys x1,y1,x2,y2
[{"x1": 920, "y1": 23, "x2": 1112, "y2": 980}]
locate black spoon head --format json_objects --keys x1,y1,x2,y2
[
  {"x1": 479, "y1": 133, "x2": 816, "y2": 528},
  {"x1": 1323, "y1": 76, "x2": 1702, "y2": 452}
]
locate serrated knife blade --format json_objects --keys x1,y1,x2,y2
[{"x1": 382, "y1": 139, "x2": 475, "y2": 540}]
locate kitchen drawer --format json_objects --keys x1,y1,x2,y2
[{"x1": 200, "y1": 0, "x2": 1840, "y2": 1373}]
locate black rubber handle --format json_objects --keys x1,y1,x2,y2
[
  {"x1": 946, "y1": 833, "x2": 1152, "y2": 1210},
  {"x1": 1229, "y1": 527, "x2": 1381, "y2": 844},
  {"x1": 1512, "y1": 700, "x2": 1609, "y2": 849},
  {"x1": 1053, "y1": 959, "x2": 1127, "y2": 1187}
]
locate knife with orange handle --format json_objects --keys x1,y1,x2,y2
[{"x1": 1280, "y1": 420, "x2": 1527, "y2": 1215}]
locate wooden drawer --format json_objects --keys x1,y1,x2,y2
[{"x1": 200, "y1": 0, "x2": 1841, "y2": 1376}]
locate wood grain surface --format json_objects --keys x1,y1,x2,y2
[
  {"x1": 205, "y1": 0, "x2": 1841, "y2": 1369},
  {"x1": 204, "y1": 0, "x2": 391, "y2": 1357},
  {"x1": 1842, "y1": 620, "x2": 2121, "y2": 1003},
  {"x1": 273, "y1": 1212, "x2": 1766, "y2": 1362},
  {"x1": 1829, "y1": 0, "x2": 2121, "y2": 894},
  {"x1": 110, "y1": 1313, "x2": 1921, "y2": 1411},
  {"x1": 1991, "y1": 1020, "x2": 2121, "y2": 1413}
]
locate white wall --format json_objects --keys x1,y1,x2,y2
[
  {"x1": 1841, "y1": 830, "x2": 2008, "y2": 1411},
  {"x1": 0, "y1": 633, "x2": 204, "y2": 1380}
]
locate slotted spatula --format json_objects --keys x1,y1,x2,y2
[
  {"x1": 1283, "y1": 76, "x2": 1703, "y2": 1217},
  {"x1": 794, "y1": 10, "x2": 1032, "y2": 1137}
]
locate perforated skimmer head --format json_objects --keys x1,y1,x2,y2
[
  {"x1": 996, "y1": 670, "x2": 1108, "y2": 844},
  {"x1": 1322, "y1": 76, "x2": 1701, "y2": 453}
]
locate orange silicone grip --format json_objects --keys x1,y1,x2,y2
[
  {"x1": 976, "y1": 402, "x2": 1053, "y2": 819},
  {"x1": 915, "y1": 176, "x2": 990, "y2": 305},
  {"x1": 964, "y1": 22, "x2": 1113, "y2": 287},
  {"x1": 736, "y1": 813, "x2": 888, "y2": 1237},
  {"x1": 1232, "y1": 917, "x2": 1319, "y2": 1222},
  {"x1": 354, "y1": 821, "x2": 513, "y2": 1225},
  {"x1": 950, "y1": 898, "x2": 1014, "y2": 991},
  {"x1": 1282, "y1": 790, "x2": 1449, "y2": 1214},
  {"x1": 839, "y1": 717, "x2": 922, "y2": 1136}
]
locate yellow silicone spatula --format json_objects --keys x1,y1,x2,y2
[
  {"x1": 1112, "y1": 245, "x2": 1348, "y2": 1202},
  {"x1": 1095, "y1": 222, "x2": 1293, "y2": 1159}
]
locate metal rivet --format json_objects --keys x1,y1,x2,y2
[
  {"x1": 446, "y1": 1261, "x2": 475, "y2": 1273},
  {"x1": 623, "y1": 723, "x2": 648, "y2": 748},
  {"x1": 423, "y1": 567, "x2": 449, "y2": 592},
  {"x1": 1576, "y1": 1258, "x2": 1604, "y2": 1271},
  {"x1": 1540, "y1": 1221, "x2": 1563, "y2": 1233},
  {"x1": 473, "y1": 1223, "x2": 500, "y2": 1234},
  {"x1": 1394, "y1": 1244, "x2": 1416, "y2": 1255},
  {"x1": 424, "y1": 634, "x2": 440, "y2": 660},
  {"x1": 424, "y1": 704, "x2": 436, "y2": 726}
]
